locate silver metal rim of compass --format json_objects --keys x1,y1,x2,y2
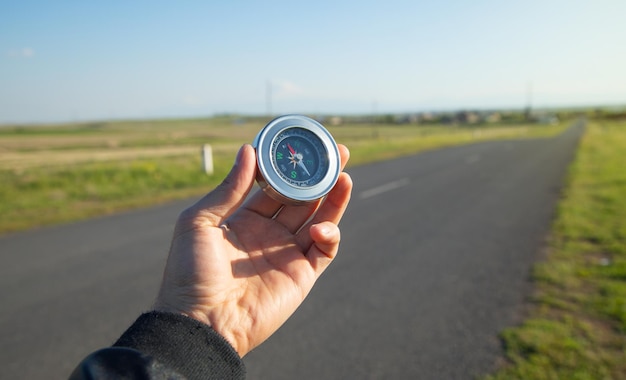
[{"x1": 253, "y1": 114, "x2": 341, "y2": 205}]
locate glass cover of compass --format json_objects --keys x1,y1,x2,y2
[{"x1": 253, "y1": 115, "x2": 340, "y2": 204}]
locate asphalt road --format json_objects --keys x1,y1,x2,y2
[{"x1": 0, "y1": 121, "x2": 583, "y2": 379}]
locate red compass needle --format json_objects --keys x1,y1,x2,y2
[{"x1": 287, "y1": 143, "x2": 296, "y2": 155}]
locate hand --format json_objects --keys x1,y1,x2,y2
[{"x1": 153, "y1": 143, "x2": 352, "y2": 357}]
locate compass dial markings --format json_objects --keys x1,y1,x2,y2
[{"x1": 271, "y1": 128, "x2": 328, "y2": 188}]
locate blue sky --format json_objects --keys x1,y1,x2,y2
[{"x1": 1, "y1": 1, "x2": 625, "y2": 123}]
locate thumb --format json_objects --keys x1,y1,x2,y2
[
  {"x1": 188, "y1": 144, "x2": 257, "y2": 225},
  {"x1": 306, "y1": 222, "x2": 341, "y2": 277}
]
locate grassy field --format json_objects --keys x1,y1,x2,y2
[
  {"x1": 485, "y1": 119, "x2": 626, "y2": 379},
  {"x1": 0, "y1": 117, "x2": 567, "y2": 234},
  {"x1": 1, "y1": 115, "x2": 623, "y2": 376}
]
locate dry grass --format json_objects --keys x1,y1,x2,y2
[{"x1": 0, "y1": 117, "x2": 568, "y2": 234}]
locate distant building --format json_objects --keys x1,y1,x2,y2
[
  {"x1": 421, "y1": 112, "x2": 435, "y2": 121},
  {"x1": 329, "y1": 116, "x2": 343, "y2": 126},
  {"x1": 456, "y1": 111, "x2": 480, "y2": 124},
  {"x1": 485, "y1": 112, "x2": 501, "y2": 123}
]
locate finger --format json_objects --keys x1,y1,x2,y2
[
  {"x1": 296, "y1": 172, "x2": 352, "y2": 249},
  {"x1": 337, "y1": 144, "x2": 350, "y2": 170},
  {"x1": 315, "y1": 172, "x2": 353, "y2": 225},
  {"x1": 306, "y1": 222, "x2": 341, "y2": 276},
  {"x1": 272, "y1": 144, "x2": 350, "y2": 232},
  {"x1": 242, "y1": 187, "x2": 284, "y2": 218},
  {"x1": 273, "y1": 199, "x2": 321, "y2": 234},
  {"x1": 188, "y1": 144, "x2": 256, "y2": 225}
]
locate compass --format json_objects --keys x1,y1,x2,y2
[{"x1": 253, "y1": 115, "x2": 340, "y2": 205}]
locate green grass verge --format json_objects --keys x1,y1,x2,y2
[
  {"x1": 0, "y1": 155, "x2": 233, "y2": 233},
  {"x1": 0, "y1": 119, "x2": 567, "y2": 234},
  {"x1": 485, "y1": 120, "x2": 626, "y2": 379}
]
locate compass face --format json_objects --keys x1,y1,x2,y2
[
  {"x1": 253, "y1": 115, "x2": 340, "y2": 204},
  {"x1": 271, "y1": 127, "x2": 329, "y2": 188}
]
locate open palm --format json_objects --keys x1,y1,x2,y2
[{"x1": 154, "y1": 144, "x2": 352, "y2": 356}]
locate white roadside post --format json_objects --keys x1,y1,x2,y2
[{"x1": 202, "y1": 144, "x2": 214, "y2": 175}]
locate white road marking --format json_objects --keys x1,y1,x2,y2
[{"x1": 359, "y1": 178, "x2": 411, "y2": 199}]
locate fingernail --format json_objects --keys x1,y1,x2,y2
[{"x1": 318, "y1": 224, "x2": 331, "y2": 236}]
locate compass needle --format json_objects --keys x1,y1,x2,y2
[
  {"x1": 287, "y1": 143, "x2": 296, "y2": 155},
  {"x1": 297, "y1": 159, "x2": 311, "y2": 177}
]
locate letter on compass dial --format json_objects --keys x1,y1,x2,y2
[{"x1": 287, "y1": 143, "x2": 311, "y2": 176}]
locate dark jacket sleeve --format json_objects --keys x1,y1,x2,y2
[{"x1": 69, "y1": 311, "x2": 246, "y2": 380}]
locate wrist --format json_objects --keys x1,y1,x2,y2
[
  {"x1": 152, "y1": 299, "x2": 211, "y2": 327},
  {"x1": 152, "y1": 301, "x2": 247, "y2": 356}
]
